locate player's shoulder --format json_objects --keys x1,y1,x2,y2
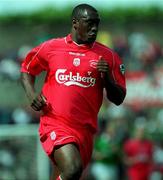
[
  {"x1": 94, "y1": 41, "x2": 115, "y2": 55},
  {"x1": 32, "y1": 36, "x2": 66, "y2": 53},
  {"x1": 44, "y1": 36, "x2": 66, "y2": 47},
  {"x1": 94, "y1": 41, "x2": 122, "y2": 63}
]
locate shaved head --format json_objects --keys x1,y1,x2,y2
[{"x1": 71, "y1": 4, "x2": 98, "y2": 20}]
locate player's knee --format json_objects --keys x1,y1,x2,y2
[{"x1": 62, "y1": 162, "x2": 83, "y2": 180}]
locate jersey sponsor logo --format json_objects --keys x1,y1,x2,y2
[
  {"x1": 55, "y1": 69, "x2": 96, "y2": 87},
  {"x1": 120, "y1": 64, "x2": 125, "y2": 75},
  {"x1": 73, "y1": 58, "x2": 80, "y2": 66},
  {"x1": 89, "y1": 60, "x2": 98, "y2": 69}
]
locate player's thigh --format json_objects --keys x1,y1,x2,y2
[{"x1": 53, "y1": 143, "x2": 82, "y2": 172}]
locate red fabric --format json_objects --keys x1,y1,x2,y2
[
  {"x1": 39, "y1": 115, "x2": 94, "y2": 168},
  {"x1": 21, "y1": 34, "x2": 126, "y2": 132},
  {"x1": 56, "y1": 176, "x2": 62, "y2": 180},
  {"x1": 123, "y1": 139, "x2": 153, "y2": 180}
]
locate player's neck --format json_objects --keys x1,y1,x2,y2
[{"x1": 71, "y1": 33, "x2": 84, "y2": 45}]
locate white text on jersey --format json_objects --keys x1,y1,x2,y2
[{"x1": 55, "y1": 69, "x2": 96, "y2": 88}]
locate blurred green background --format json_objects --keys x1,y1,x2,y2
[{"x1": 0, "y1": 0, "x2": 163, "y2": 180}]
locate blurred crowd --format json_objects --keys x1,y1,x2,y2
[
  {"x1": 0, "y1": 30, "x2": 163, "y2": 180},
  {"x1": 0, "y1": 137, "x2": 38, "y2": 180}
]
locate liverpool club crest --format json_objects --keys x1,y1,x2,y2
[{"x1": 73, "y1": 58, "x2": 80, "y2": 66}]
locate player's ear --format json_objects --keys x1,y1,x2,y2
[{"x1": 72, "y1": 18, "x2": 79, "y2": 30}]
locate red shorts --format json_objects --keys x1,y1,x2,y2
[{"x1": 38, "y1": 115, "x2": 95, "y2": 168}]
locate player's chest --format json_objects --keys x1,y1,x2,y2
[{"x1": 47, "y1": 50, "x2": 100, "y2": 73}]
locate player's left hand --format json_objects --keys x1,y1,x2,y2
[{"x1": 97, "y1": 57, "x2": 109, "y2": 77}]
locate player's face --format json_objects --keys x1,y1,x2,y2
[{"x1": 74, "y1": 10, "x2": 100, "y2": 44}]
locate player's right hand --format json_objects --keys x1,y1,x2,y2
[{"x1": 30, "y1": 94, "x2": 47, "y2": 111}]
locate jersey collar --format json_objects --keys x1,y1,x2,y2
[{"x1": 65, "y1": 34, "x2": 94, "y2": 49}]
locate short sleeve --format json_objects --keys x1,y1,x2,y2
[
  {"x1": 111, "y1": 52, "x2": 126, "y2": 92},
  {"x1": 20, "y1": 42, "x2": 49, "y2": 75}
]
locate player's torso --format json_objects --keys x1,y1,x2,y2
[
  {"x1": 42, "y1": 41, "x2": 104, "y2": 128},
  {"x1": 46, "y1": 43, "x2": 102, "y2": 89}
]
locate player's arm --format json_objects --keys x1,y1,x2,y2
[
  {"x1": 20, "y1": 42, "x2": 48, "y2": 111},
  {"x1": 21, "y1": 72, "x2": 47, "y2": 111},
  {"x1": 97, "y1": 58, "x2": 126, "y2": 105}
]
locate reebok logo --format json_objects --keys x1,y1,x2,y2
[{"x1": 55, "y1": 69, "x2": 96, "y2": 88}]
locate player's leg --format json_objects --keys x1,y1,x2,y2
[
  {"x1": 52, "y1": 143, "x2": 83, "y2": 180},
  {"x1": 50, "y1": 164, "x2": 60, "y2": 180}
]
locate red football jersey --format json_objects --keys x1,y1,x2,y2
[
  {"x1": 123, "y1": 139, "x2": 153, "y2": 180},
  {"x1": 21, "y1": 34, "x2": 126, "y2": 131}
]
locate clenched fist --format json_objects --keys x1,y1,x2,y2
[
  {"x1": 31, "y1": 94, "x2": 47, "y2": 111},
  {"x1": 97, "y1": 57, "x2": 110, "y2": 78}
]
